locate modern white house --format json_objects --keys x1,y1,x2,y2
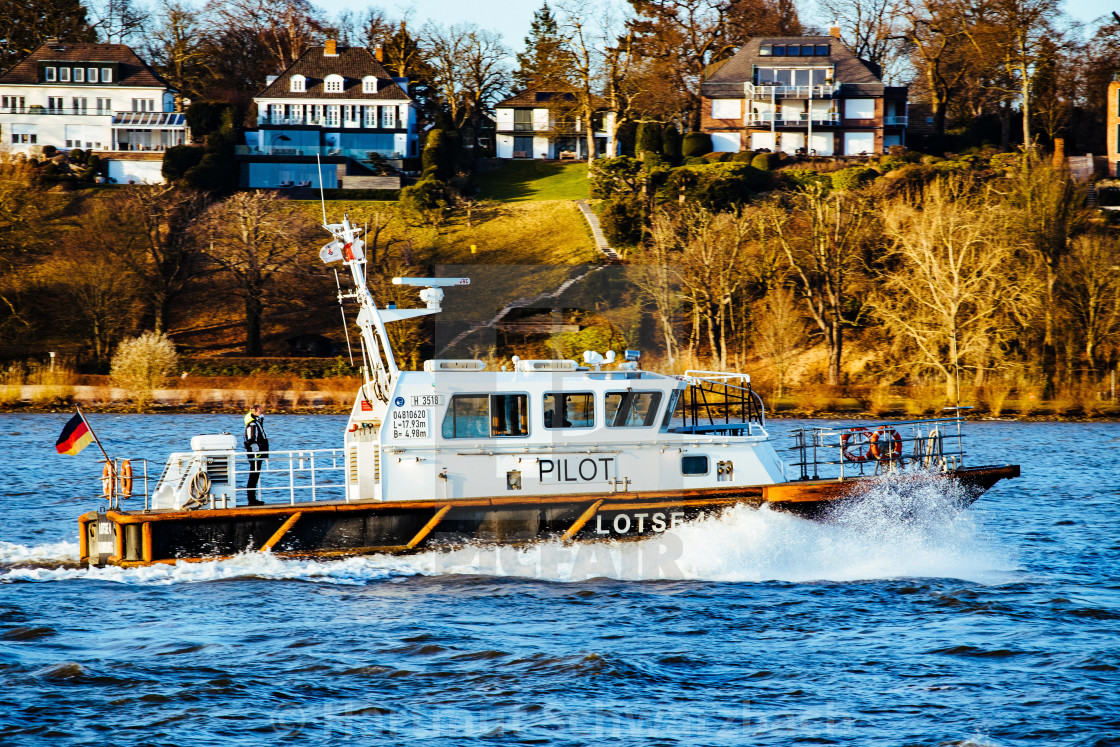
[
  {"x1": 0, "y1": 39, "x2": 188, "y2": 184},
  {"x1": 494, "y1": 86, "x2": 617, "y2": 160},
  {"x1": 239, "y1": 40, "x2": 418, "y2": 189}
]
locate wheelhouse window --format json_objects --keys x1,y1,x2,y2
[
  {"x1": 681, "y1": 455, "x2": 709, "y2": 475},
  {"x1": 443, "y1": 394, "x2": 529, "y2": 438},
  {"x1": 605, "y1": 391, "x2": 663, "y2": 427},
  {"x1": 544, "y1": 392, "x2": 594, "y2": 429}
]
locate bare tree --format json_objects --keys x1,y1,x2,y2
[
  {"x1": 761, "y1": 183, "x2": 875, "y2": 386},
  {"x1": 873, "y1": 180, "x2": 1038, "y2": 401},
  {"x1": 203, "y1": 0, "x2": 327, "y2": 72},
  {"x1": 90, "y1": 0, "x2": 149, "y2": 44},
  {"x1": 899, "y1": 0, "x2": 974, "y2": 141},
  {"x1": 58, "y1": 252, "x2": 139, "y2": 363},
  {"x1": 633, "y1": 211, "x2": 681, "y2": 362},
  {"x1": 1062, "y1": 233, "x2": 1120, "y2": 379},
  {"x1": 145, "y1": 0, "x2": 209, "y2": 98},
  {"x1": 200, "y1": 192, "x2": 318, "y2": 356},
  {"x1": 753, "y1": 285, "x2": 801, "y2": 398},
  {"x1": 423, "y1": 23, "x2": 509, "y2": 134},
  {"x1": 817, "y1": 0, "x2": 908, "y2": 83}
]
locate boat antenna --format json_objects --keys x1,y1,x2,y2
[
  {"x1": 334, "y1": 268, "x2": 355, "y2": 366},
  {"x1": 316, "y1": 153, "x2": 327, "y2": 227}
]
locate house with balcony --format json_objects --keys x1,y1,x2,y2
[
  {"x1": 494, "y1": 86, "x2": 617, "y2": 160},
  {"x1": 0, "y1": 39, "x2": 188, "y2": 183},
  {"x1": 239, "y1": 40, "x2": 417, "y2": 189},
  {"x1": 699, "y1": 31, "x2": 907, "y2": 156}
]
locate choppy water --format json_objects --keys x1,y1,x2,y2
[{"x1": 0, "y1": 414, "x2": 1117, "y2": 745}]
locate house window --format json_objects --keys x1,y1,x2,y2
[
  {"x1": 74, "y1": 68, "x2": 85, "y2": 82},
  {"x1": 760, "y1": 45, "x2": 772, "y2": 56},
  {"x1": 48, "y1": 97, "x2": 64, "y2": 112},
  {"x1": 815, "y1": 45, "x2": 830, "y2": 55},
  {"x1": 381, "y1": 106, "x2": 394, "y2": 128},
  {"x1": 442, "y1": 394, "x2": 529, "y2": 438},
  {"x1": 513, "y1": 108, "x2": 533, "y2": 131},
  {"x1": 844, "y1": 98, "x2": 875, "y2": 119},
  {"x1": 11, "y1": 124, "x2": 36, "y2": 144},
  {"x1": 45, "y1": 67, "x2": 57, "y2": 81},
  {"x1": 290, "y1": 75, "x2": 305, "y2": 92},
  {"x1": 101, "y1": 67, "x2": 112, "y2": 82},
  {"x1": 60, "y1": 67, "x2": 71, "y2": 81},
  {"x1": 1, "y1": 96, "x2": 25, "y2": 112},
  {"x1": 132, "y1": 99, "x2": 155, "y2": 112},
  {"x1": 756, "y1": 67, "x2": 831, "y2": 87},
  {"x1": 605, "y1": 391, "x2": 663, "y2": 428},
  {"x1": 88, "y1": 68, "x2": 98, "y2": 82},
  {"x1": 72, "y1": 97, "x2": 87, "y2": 113},
  {"x1": 771, "y1": 45, "x2": 786, "y2": 56},
  {"x1": 96, "y1": 97, "x2": 111, "y2": 113},
  {"x1": 543, "y1": 392, "x2": 594, "y2": 429},
  {"x1": 363, "y1": 106, "x2": 377, "y2": 127},
  {"x1": 512, "y1": 135, "x2": 532, "y2": 155},
  {"x1": 324, "y1": 105, "x2": 339, "y2": 126},
  {"x1": 362, "y1": 76, "x2": 377, "y2": 93},
  {"x1": 711, "y1": 99, "x2": 740, "y2": 119},
  {"x1": 324, "y1": 74, "x2": 344, "y2": 92}
]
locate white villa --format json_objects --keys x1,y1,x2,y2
[
  {"x1": 494, "y1": 86, "x2": 617, "y2": 160},
  {"x1": 240, "y1": 40, "x2": 418, "y2": 189},
  {"x1": 0, "y1": 39, "x2": 188, "y2": 184}
]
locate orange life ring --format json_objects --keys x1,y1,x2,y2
[
  {"x1": 120, "y1": 460, "x2": 133, "y2": 497},
  {"x1": 870, "y1": 426, "x2": 903, "y2": 461},
  {"x1": 841, "y1": 427, "x2": 872, "y2": 462},
  {"x1": 101, "y1": 461, "x2": 114, "y2": 497}
]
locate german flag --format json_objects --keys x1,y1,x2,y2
[{"x1": 56, "y1": 412, "x2": 93, "y2": 456}]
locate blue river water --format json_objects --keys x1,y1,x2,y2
[{"x1": 0, "y1": 414, "x2": 1117, "y2": 746}]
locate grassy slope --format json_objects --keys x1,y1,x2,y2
[
  {"x1": 294, "y1": 199, "x2": 600, "y2": 351},
  {"x1": 473, "y1": 161, "x2": 590, "y2": 202}
]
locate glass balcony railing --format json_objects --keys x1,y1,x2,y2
[
  {"x1": 746, "y1": 113, "x2": 840, "y2": 126},
  {"x1": 884, "y1": 115, "x2": 908, "y2": 125},
  {"x1": 236, "y1": 144, "x2": 405, "y2": 159},
  {"x1": 744, "y1": 82, "x2": 840, "y2": 99}
]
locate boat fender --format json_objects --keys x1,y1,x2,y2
[
  {"x1": 101, "y1": 462, "x2": 114, "y2": 497},
  {"x1": 870, "y1": 427, "x2": 903, "y2": 461},
  {"x1": 120, "y1": 460, "x2": 133, "y2": 497},
  {"x1": 841, "y1": 427, "x2": 872, "y2": 462}
]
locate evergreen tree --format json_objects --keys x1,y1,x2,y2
[{"x1": 513, "y1": 2, "x2": 572, "y2": 90}]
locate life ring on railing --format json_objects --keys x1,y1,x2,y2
[
  {"x1": 870, "y1": 426, "x2": 903, "y2": 461},
  {"x1": 101, "y1": 462, "x2": 114, "y2": 497},
  {"x1": 841, "y1": 427, "x2": 872, "y2": 462},
  {"x1": 120, "y1": 460, "x2": 133, "y2": 497}
]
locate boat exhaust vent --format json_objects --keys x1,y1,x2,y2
[
  {"x1": 348, "y1": 446, "x2": 358, "y2": 485},
  {"x1": 205, "y1": 456, "x2": 230, "y2": 484}
]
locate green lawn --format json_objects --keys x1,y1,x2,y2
[{"x1": 474, "y1": 160, "x2": 590, "y2": 202}]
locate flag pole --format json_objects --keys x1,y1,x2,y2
[{"x1": 76, "y1": 405, "x2": 116, "y2": 503}]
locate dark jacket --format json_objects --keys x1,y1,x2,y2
[{"x1": 244, "y1": 415, "x2": 269, "y2": 453}]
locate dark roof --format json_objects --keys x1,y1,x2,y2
[
  {"x1": 495, "y1": 85, "x2": 610, "y2": 110},
  {"x1": 702, "y1": 36, "x2": 885, "y2": 98},
  {"x1": 257, "y1": 46, "x2": 411, "y2": 101},
  {"x1": 0, "y1": 41, "x2": 169, "y2": 88}
]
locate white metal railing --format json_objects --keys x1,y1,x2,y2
[
  {"x1": 147, "y1": 447, "x2": 348, "y2": 510},
  {"x1": 745, "y1": 82, "x2": 840, "y2": 99},
  {"x1": 235, "y1": 448, "x2": 347, "y2": 505},
  {"x1": 789, "y1": 416, "x2": 967, "y2": 480}
]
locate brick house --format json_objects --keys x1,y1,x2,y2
[
  {"x1": 0, "y1": 39, "x2": 188, "y2": 183},
  {"x1": 699, "y1": 31, "x2": 907, "y2": 156},
  {"x1": 239, "y1": 40, "x2": 417, "y2": 189}
]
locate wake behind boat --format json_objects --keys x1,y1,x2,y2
[{"x1": 77, "y1": 216, "x2": 1019, "y2": 567}]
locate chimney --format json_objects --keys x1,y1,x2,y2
[
  {"x1": 829, "y1": 25, "x2": 841, "y2": 38},
  {"x1": 324, "y1": 39, "x2": 338, "y2": 56},
  {"x1": 374, "y1": 44, "x2": 384, "y2": 62}
]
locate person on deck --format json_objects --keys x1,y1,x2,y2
[{"x1": 243, "y1": 405, "x2": 269, "y2": 506}]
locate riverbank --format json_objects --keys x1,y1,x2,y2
[{"x1": 5, "y1": 382, "x2": 1119, "y2": 420}]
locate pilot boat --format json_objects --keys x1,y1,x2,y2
[{"x1": 78, "y1": 217, "x2": 1019, "y2": 567}]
